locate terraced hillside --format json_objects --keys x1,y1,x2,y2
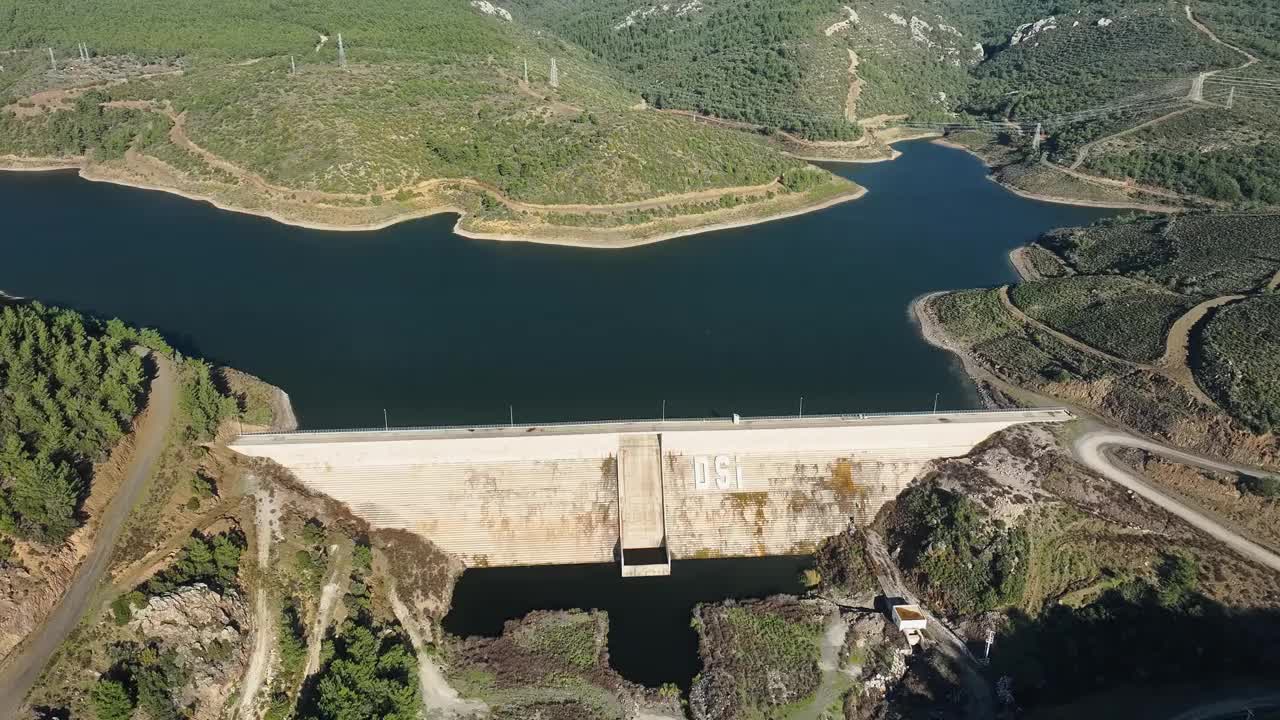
[{"x1": 926, "y1": 213, "x2": 1280, "y2": 469}]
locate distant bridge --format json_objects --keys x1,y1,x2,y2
[{"x1": 231, "y1": 409, "x2": 1072, "y2": 576}]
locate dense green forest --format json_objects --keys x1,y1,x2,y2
[
  {"x1": 0, "y1": 300, "x2": 241, "y2": 549},
  {"x1": 0, "y1": 302, "x2": 144, "y2": 544},
  {"x1": 1088, "y1": 142, "x2": 1280, "y2": 203},
  {"x1": 0, "y1": 0, "x2": 508, "y2": 58},
  {"x1": 0, "y1": 92, "x2": 166, "y2": 159},
  {"x1": 513, "y1": 0, "x2": 861, "y2": 140}
]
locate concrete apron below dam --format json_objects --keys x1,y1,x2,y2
[{"x1": 230, "y1": 410, "x2": 1071, "y2": 576}]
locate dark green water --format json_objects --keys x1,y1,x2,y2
[
  {"x1": 0, "y1": 141, "x2": 1112, "y2": 429},
  {"x1": 0, "y1": 140, "x2": 1115, "y2": 687}
]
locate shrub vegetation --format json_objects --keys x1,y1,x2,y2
[
  {"x1": 889, "y1": 484, "x2": 1029, "y2": 616},
  {"x1": 1195, "y1": 294, "x2": 1280, "y2": 433},
  {"x1": 690, "y1": 599, "x2": 824, "y2": 717},
  {"x1": 1010, "y1": 276, "x2": 1194, "y2": 362}
]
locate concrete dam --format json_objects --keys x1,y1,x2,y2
[{"x1": 230, "y1": 410, "x2": 1071, "y2": 576}]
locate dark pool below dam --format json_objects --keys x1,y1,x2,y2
[{"x1": 0, "y1": 139, "x2": 1117, "y2": 687}]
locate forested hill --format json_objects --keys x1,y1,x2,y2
[
  {"x1": 1, "y1": 0, "x2": 1275, "y2": 216},
  {"x1": 512, "y1": 0, "x2": 1274, "y2": 145},
  {"x1": 0, "y1": 302, "x2": 240, "y2": 550},
  {"x1": 510, "y1": 0, "x2": 864, "y2": 140},
  {"x1": 2, "y1": 0, "x2": 869, "y2": 236},
  {"x1": 0, "y1": 0, "x2": 509, "y2": 58},
  {"x1": 0, "y1": 303, "x2": 144, "y2": 544},
  {"x1": 506, "y1": 0, "x2": 1231, "y2": 138}
]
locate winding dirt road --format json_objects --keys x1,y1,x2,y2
[
  {"x1": 1071, "y1": 430, "x2": 1280, "y2": 573},
  {"x1": 0, "y1": 353, "x2": 177, "y2": 719},
  {"x1": 1158, "y1": 294, "x2": 1245, "y2": 407},
  {"x1": 1051, "y1": 4, "x2": 1260, "y2": 197},
  {"x1": 999, "y1": 285, "x2": 1236, "y2": 410},
  {"x1": 1069, "y1": 106, "x2": 1197, "y2": 171}
]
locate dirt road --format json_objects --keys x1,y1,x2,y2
[
  {"x1": 387, "y1": 589, "x2": 487, "y2": 719},
  {"x1": 1071, "y1": 430, "x2": 1280, "y2": 572},
  {"x1": 1069, "y1": 106, "x2": 1196, "y2": 171},
  {"x1": 999, "y1": 286, "x2": 1232, "y2": 409},
  {"x1": 236, "y1": 484, "x2": 279, "y2": 720},
  {"x1": 1060, "y1": 5, "x2": 1258, "y2": 180},
  {"x1": 0, "y1": 353, "x2": 177, "y2": 719},
  {"x1": 1158, "y1": 294, "x2": 1245, "y2": 408}
]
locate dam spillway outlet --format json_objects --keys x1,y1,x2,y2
[{"x1": 230, "y1": 410, "x2": 1072, "y2": 576}]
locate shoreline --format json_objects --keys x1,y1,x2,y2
[
  {"x1": 1007, "y1": 247, "x2": 1040, "y2": 282},
  {"x1": 3, "y1": 129, "x2": 1175, "y2": 248},
  {"x1": 4, "y1": 158, "x2": 867, "y2": 248},
  {"x1": 928, "y1": 138, "x2": 1183, "y2": 213},
  {"x1": 909, "y1": 291, "x2": 1001, "y2": 410},
  {"x1": 0, "y1": 156, "x2": 84, "y2": 172},
  {"x1": 910, "y1": 292, "x2": 964, "y2": 357},
  {"x1": 452, "y1": 187, "x2": 867, "y2": 249},
  {"x1": 788, "y1": 129, "x2": 940, "y2": 165}
]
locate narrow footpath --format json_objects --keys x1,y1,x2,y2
[{"x1": 0, "y1": 354, "x2": 177, "y2": 719}]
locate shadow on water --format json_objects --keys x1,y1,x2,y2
[
  {"x1": 442, "y1": 556, "x2": 810, "y2": 689},
  {"x1": 0, "y1": 141, "x2": 1116, "y2": 429}
]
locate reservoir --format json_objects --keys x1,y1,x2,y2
[
  {"x1": 0, "y1": 140, "x2": 1115, "y2": 687},
  {"x1": 0, "y1": 140, "x2": 1112, "y2": 429}
]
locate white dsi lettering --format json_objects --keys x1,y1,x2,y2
[{"x1": 694, "y1": 456, "x2": 710, "y2": 490}]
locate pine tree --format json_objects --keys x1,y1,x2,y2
[{"x1": 90, "y1": 679, "x2": 134, "y2": 720}]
